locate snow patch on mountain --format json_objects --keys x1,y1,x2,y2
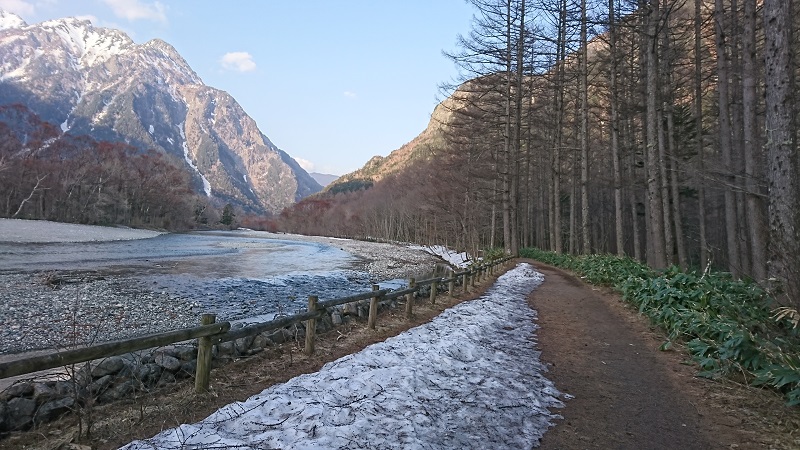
[
  {"x1": 0, "y1": 10, "x2": 25, "y2": 30},
  {"x1": 179, "y1": 122, "x2": 212, "y2": 196}
]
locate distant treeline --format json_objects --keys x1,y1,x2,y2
[{"x1": 0, "y1": 104, "x2": 206, "y2": 230}]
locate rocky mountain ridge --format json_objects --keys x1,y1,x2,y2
[{"x1": 0, "y1": 10, "x2": 320, "y2": 214}]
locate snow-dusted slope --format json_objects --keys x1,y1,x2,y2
[
  {"x1": 122, "y1": 263, "x2": 564, "y2": 449},
  {"x1": 0, "y1": 10, "x2": 321, "y2": 213}
]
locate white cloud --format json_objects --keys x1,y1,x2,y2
[
  {"x1": 220, "y1": 51, "x2": 256, "y2": 72},
  {"x1": 101, "y1": 0, "x2": 167, "y2": 23},
  {"x1": 343, "y1": 91, "x2": 357, "y2": 99},
  {"x1": 294, "y1": 157, "x2": 315, "y2": 172},
  {"x1": 0, "y1": 0, "x2": 36, "y2": 16}
]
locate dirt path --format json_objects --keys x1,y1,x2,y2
[
  {"x1": 529, "y1": 262, "x2": 800, "y2": 450},
  {"x1": 3, "y1": 260, "x2": 798, "y2": 449}
]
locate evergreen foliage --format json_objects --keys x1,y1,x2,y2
[{"x1": 520, "y1": 248, "x2": 800, "y2": 405}]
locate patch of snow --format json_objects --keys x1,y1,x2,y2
[
  {"x1": 60, "y1": 119, "x2": 69, "y2": 133},
  {"x1": 409, "y1": 244, "x2": 473, "y2": 268},
  {"x1": 178, "y1": 122, "x2": 212, "y2": 196},
  {"x1": 122, "y1": 263, "x2": 563, "y2": 449},
  {"x1": 148, "y1": 124, "x2": 154, "y2": 134},
  {"x1": 166, "y1": 137, "x2": 174, "y2": 145},
  {"x1": 0, "y1": 11, "x2": 26, "y2": 30}
]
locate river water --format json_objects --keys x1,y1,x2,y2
[{"x1": 0, "y1": 230, "x2": 403, "y2": 320}]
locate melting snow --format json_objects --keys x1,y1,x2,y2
[
  {"x1": 148, "y1": 124, "x2": 154, "y2": 134},
  {"x1": 179, "y1": 122, "x2": 212, "y2": 196},
  {"x1": 409, "y1": 245, "x2": 473, "y2": 268},
  {"x1": 121, "y1": 263, "x2": 563, "y2": 449}
]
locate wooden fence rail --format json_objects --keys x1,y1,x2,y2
[{"x1": 0, "y1": 256, "x2": 512, "y2": 393}]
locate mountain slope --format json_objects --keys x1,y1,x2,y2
[{"x1": 0, "y1": 10, "x2": 320, "y2": 213}]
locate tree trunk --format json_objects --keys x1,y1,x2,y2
[
  {"x1": 742, "y1": 0, "x2": 768, "y2": 281},
  {"x1": 645, "y1": 0, "x2": 668, "y2": 268},
  {"x1": 609, "y1": 0, "x2": 624, "y2": 256},
  {"x1": 764, "y1": 0, "x2": 799, "y2": 307},
  {"x1": 715, "y1": 0, "x2": 742, "y2": 276},
  {"x1": 580, "y1": 0, "x2": 591, "y2": 255}
]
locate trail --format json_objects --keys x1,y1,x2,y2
[{"x1": 122, "y1": 263, "x2": 564, "y2": 449}]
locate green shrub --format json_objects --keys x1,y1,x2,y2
[{"x1": 521, "y1": 247, "x2": 800, "y2": 406}]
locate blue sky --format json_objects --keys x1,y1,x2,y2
[{"x1": 1, "y1": 0, "x2": 475, "y2": 175}]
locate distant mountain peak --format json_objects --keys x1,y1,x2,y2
[
  {"x1": 0, "y1": 10, "x2": 26, "y2": 30},
  {"x1": 0, "y1": 11, "x2": 321, "y2": 213}
]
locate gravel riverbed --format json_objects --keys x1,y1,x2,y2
[{"x1": 0, "y1": 221, "x2": 444, "y2": 355}]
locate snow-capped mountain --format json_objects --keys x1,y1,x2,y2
[{"x1": 0, "y1": 10, "x2": 321, "y2": 213}]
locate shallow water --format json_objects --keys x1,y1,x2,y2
[
  {"x1": 0, "y1": 230, "x2": 359, "y2": 276},
  {"x1": 0, "y1": 230, "x2": 383, "y2": 320}
]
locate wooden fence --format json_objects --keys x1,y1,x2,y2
[{"x1": 0, "y1": 257, "x2": 512, "y2": 393}]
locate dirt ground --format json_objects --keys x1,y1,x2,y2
[
  {"x1": 2, "y1": 260, "x2": 799, "y2": 449},
  {"x1": 529, "y1": 262, "x2": 800, "y2": 450}
]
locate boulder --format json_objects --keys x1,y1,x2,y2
[
  {"x1": 32, "y1": 382, "x2": 57, "y2": 403},
  {"x1": 98, "y1": 380, "x2": 139, "y2": 403},
  {"x1": 174, "y1": 345, "x2": 197, "y2": 361},
  {"x1": 154, "y1": 353, "x2": 181, "y2": 372},
  {"x1": 6, "y1": 397, "x2": 36, "y2": 431},
  {"x1": 156, "y1": 371, "x2": 176, "y2": 386},
  {"x1": 0, "y1": 400, "x2": 8, "y2": 432},
  {"x1": 34, "y1": 397, "x2": 75, "y2": 423},
  {"x1": 2, "y1": 382, "x2": 33, "y2": 400},
  {"x1": 91, "y1": 356, "x2": 125, "y2": 377},
  {"x1": 235, "y1": 335, "x2": 255, "y2": 354},
  {"x1": 135, "y1": 363, "x2": 162, "y2": 386},
  {"x1": 216, "y1": 341, "x2": 237, "y2": 356},
  {"x1": 253, "y1": 333, "x2": 274, "y2": 349},
  {"x1": 87, "y1": 375, "x2": 113, "y2": 396},
  {"x1": 177, "y1": 360, "x2": 196, "y2": 379},
  {"x1": 331, "y1": 312, "x2": 343, "y2": 325}
]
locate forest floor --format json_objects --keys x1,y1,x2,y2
[
  {"x1": 530, "y1": 262, "x2": 800, "y2": 449},
  {"x1": 2, "y1": 260, "x2": 799, "y2": 449}
]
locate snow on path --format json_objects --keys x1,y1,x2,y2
[{"x1": 122, "y1": 263, "x2": 562, "y2": 450}]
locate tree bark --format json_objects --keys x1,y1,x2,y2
[{"x1": 764, "y1": 0, "x2": 799, "y2": 307}]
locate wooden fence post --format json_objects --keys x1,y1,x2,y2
[
  {"x1": 194, "y1": 313, "x2": 216, "y2": 393},
  {"x1": 463, "y1": 272, "x2": 470, "y2": 294},
  {"x1": 305, "y1": 295, "x2": 318, "y2": 355},
  {"x1": 448, "y1": 269, "x2": 456, "y2": 297},
  {"x1": 471, "y1": 269, "x2": 477, "y2": 288},
  {"x1": 405, "y1": 278, "x2": 416, "y2": 320},
  {"x1": 429, "y1": 278, "x2": 437, "y2": 304},
  {"x1": 368, "y1": 284, "x2": 380, "y2": 330}
]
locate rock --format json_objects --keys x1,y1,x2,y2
[
  {"x1": 332, "y1": 311, "x2": 343, "y2": 325},
  {"x1": 174, "y1": 345, "x2": 197, "y2": 361},
  {"x1": 253, "y1": 333, "x2": 274, "y2": 349},
  {"x1": 343, "y1": 302, "x2": 358, "y2": 315},
  {"x1": 87, "y1": 375, "x2": 113, "y2": 395},
  {"x1": 32, "y1": 382, "x2": 57, "y2": 403},
  {"x1": 6, "y1": 397, "x2": 36, "y2": 431},
  {"x1": 217, "y1": 341, "x2": 236, "y2": 356},
  {"x1": 2, "y1": 382, "x2": 33, "y2": 400},
  {"x1": 157, "y1": 371, "x2": 176, "y2": 386},
  {"x1": 235, "y1": 335, "x2": 255, "y2": 354},
  {"x1": 0, "y1": 400, "x2": 8, "y2": 432},
  {"x1": 135, "y1": 363, "x2": 162, "y2": 386},
  {"x1": 34, "y1": 397, "x2": 75, "y2": 423},
  {"x1": 154, "y1": 353, "x2": 181, "y2": 372},
  {"x1": 98, "y1": 380, "x2": 138, "y2": 403},
  {"x1": 91, "y1": 356, "x2": 125, "y2": 377},
  {"x1": 177, "y1": 360, "x2": 196, "y2": 379},
  {"x1": 268, "y1": 329, "x2": 289, "y2": 345},
  {"x1": 53, "y1": 381, "x2": 75, "y2": 397}
]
